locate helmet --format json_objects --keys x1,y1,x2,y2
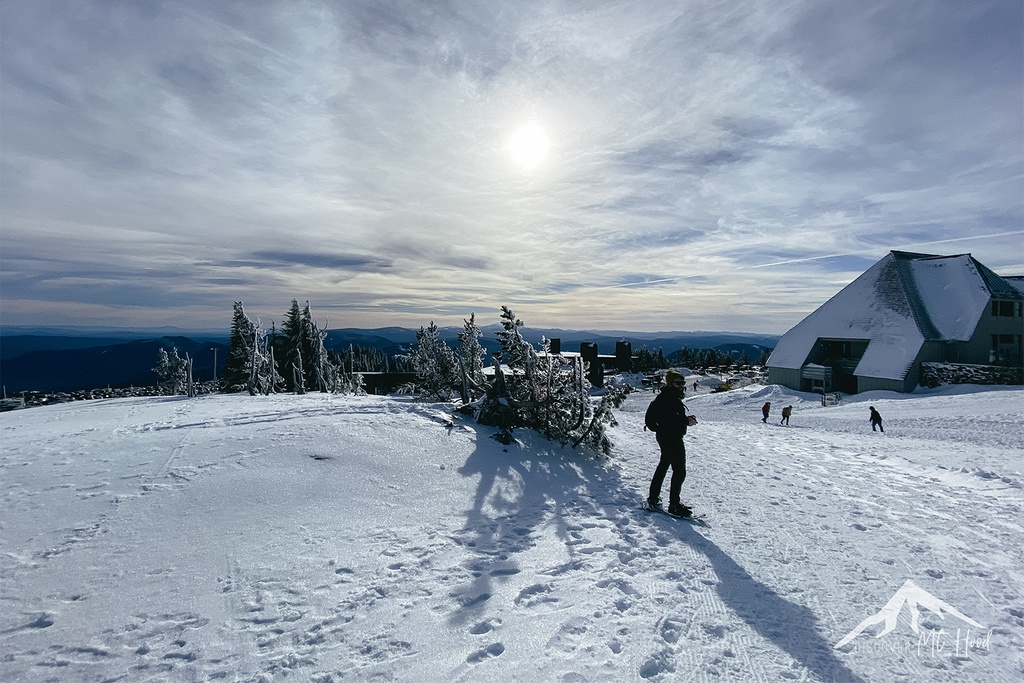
[{"x1": 663, "y1": 370, "x2": 684, "y2": 386}]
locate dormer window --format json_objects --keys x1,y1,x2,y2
[{"x1": 991, "y1": 300, "x2": 1020, "y2": 317}]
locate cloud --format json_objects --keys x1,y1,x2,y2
[
  {"x1": 1, "y1": 0, "x2": 1020, "y2": 333},
  {"x1": 227, "y1": 251, "x2": 393, "y2": 272}
]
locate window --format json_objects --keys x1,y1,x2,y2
[
  {"x1": 991, "y1": 334, "x2": 1022, "y2": 365},
  {"x1": 991, "y1": 300, "x2": 1017, "y2": 317}
]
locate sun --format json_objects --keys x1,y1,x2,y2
[{"x1": 507, "y1": 122, "x2": 550, "y2": 170}]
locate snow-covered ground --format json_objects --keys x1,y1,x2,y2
[{"x1": 1, "y1": 383, "x2": 1022, "y2": 682}]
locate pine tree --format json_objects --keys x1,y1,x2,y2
[
  {"x1": 153, "y1": 347, "x2": 173, "y2": 393},
  {"x1": 251, "y1": 318, "x2": 285, "y2": 396},
  {"x1": 223, "y1": 302, "x2": 283, "y2": 395},
  {"x1": 476, "y1": 306, "x2": 627, "y2": 454},
  {"x1": 455, "y1": 313, "x2": 488, "y2": 401},
  {"x1": 300, "y1": 303, "x2": 336, "y2": 392},
  {"x1": 224, "y1": 301, "x2": 255, "y2": 389},
  {"x1": 152, "y1": 347, "x2": 191, "y2": 395},
  {"x1": 634, "y1": 345, "x2": 668, "y2": 373},
  {"x1": 279, "y1": 300, "x2": 307, "y2": 393},
  {"x1": 337, "y1": 345, "x2": 392, "y2": 373},
  {"x1": 403, "y1": 321, "x2": 459, "y2": 400},
  {"x1": 571, "y1": 383, "x2": 629, "y2": 456},
  {"x1": 492, "y1": 306, "x2": 542, "y2": 424}
]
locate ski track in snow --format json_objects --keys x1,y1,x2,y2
[{"x1": 0, "y1": 387, "x2": 1021, "y2": 682}]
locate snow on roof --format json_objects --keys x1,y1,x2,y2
[
  {"x1": 906, "y1": 254, "x2": 992, "y2": 341},
  {"x1": 768, "y1": 253, "x2": 922, "y2": 380},
  {"x1": 768, "y1": 251, "x2": 1015, "y2": 381}
]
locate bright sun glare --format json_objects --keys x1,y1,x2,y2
[{"x1": 507, "y1": 122, "x2": 550, "y2": 170}]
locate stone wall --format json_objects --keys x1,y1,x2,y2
[{"x1": 919, "y1": 362, "x2": 1024, "y2": 388}]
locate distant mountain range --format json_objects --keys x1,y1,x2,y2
[{"x1": 0, "y1": 325, "x2": 778, "y2": 394}]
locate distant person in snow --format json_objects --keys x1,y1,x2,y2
[
  {"x1": 692, "y1": 380, "x2": 699, "y2": 392},
  {"x1": 761, "y1": 402, "x2": 771, "y2": 423},
  {"x1": 644, "y1": 369, "x2": 695, "y2": 517},
  {"x1": 869, "y1": 406, "x2": 884, "y2": 433},
  {"x1": 780, "y1": 405, "x2": 792, "y2": 426}
]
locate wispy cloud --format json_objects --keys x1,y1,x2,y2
[
  {"x1": 741, "y1": 231, "x2": 1024, "y2": 270},
  {"x1": 1, "y1": 0, "x2": 1020, "y2": 333}
]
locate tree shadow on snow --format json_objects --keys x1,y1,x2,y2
[
  {"x1": 675, "y1": 524, "x2": 865, "y2": 683},
  {"x1": 448, "y1": 425, "x2": 622, "y2": 627}
]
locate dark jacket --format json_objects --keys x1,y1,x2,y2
[{"x1": 645, "y1": 386, "x2": 688, "y2": 438}]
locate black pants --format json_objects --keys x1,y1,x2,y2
[{"x1": 649, "y1": 433, "x2": 687, "y2": 506}]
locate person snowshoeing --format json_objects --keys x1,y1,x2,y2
[{"x1": 645, "y1": 369, "x2": 693, "y2": 517}]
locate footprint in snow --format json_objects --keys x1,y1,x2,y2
[
  {"x1": 515, "y1": 583, "x2": 558, "y2": 608},
  {"x1": 489, "y1": 566, "x2": 520, "y2": 577},
  {"x1": 469, "y1": 620, "x2": 496, "y2": 635},
  {"x1": 452, "y1": 592, "x2": 492, "y2": 609},
  {"x1": 466, "y1": 642, "x2": 505, "y2": 663}
]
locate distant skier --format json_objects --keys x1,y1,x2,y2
[
  {"x1": 645, "y1": 369, "x2": 694, "y2": 517},
  {"x1": 780, "y1": 405, "x2": 792, "y2": 426},
  {"x1": 761, "y1": 401, "x2": 771, "y2": 423},
  {"x1": 869, "y1": 406, "x2": 884, "y2": 433}
]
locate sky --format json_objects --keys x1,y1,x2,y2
[{"x1": 1, "y1": 0, "x2": 1022, "y2": 335}]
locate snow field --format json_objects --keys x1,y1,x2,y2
[{"x1": 0, "y1": 385, "x2": 1022, "y2": 682}]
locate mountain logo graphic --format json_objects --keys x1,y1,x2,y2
[{"x1": 834, "y1": 579, "x2": 984, "y2": 649}]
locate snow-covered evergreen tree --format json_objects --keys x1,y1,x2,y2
[
  {"x1": 279, "y1": 300, "x2": 308, "y2": 393},
  {"x1": 455, "y1": 313, "x2": 488, "y2": 402},
  {"x1": 282, "y1": 300, "x2": 304, "y2": 392},
  {"x1": 225, "y1": 302, "x2": 256, "y2": 389},
  {"x1": 248, "y1": 321, "x2": 284, "y2": 396},
  {"x1": 569, "y1": 382, "x2": 629, "y2": 456},
  {"x1": 153, "y1": 347, "x2": 192, "y2": 396},
  {"x1": 476, "y1": 306, "x2": 627, "y2": 454},
  {"x1": 337, "y1": 345, "x2": 395, "y2": 373},
  {"x1": 277, "y1": 300, "x2": 338, "y2": 394},
  {"x1": 301, "y1": 303, "x2": 337, "y2": 393},
  {"x1": 403, "y1": 321, "x2": 459, "y2": 400},
  {"x1": 223, "y1": 302, "x2": 283, "y2": 395},
  {"x1": 153, "y1": 347, "x2": 176, "y2": 393},
  {"x1": 336, "y1": 370, "x2": 366, "y2": 395}
]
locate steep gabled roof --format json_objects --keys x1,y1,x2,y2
[{"x1": 768, "y1": 251, "x2": 1018, "y2": 382}]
